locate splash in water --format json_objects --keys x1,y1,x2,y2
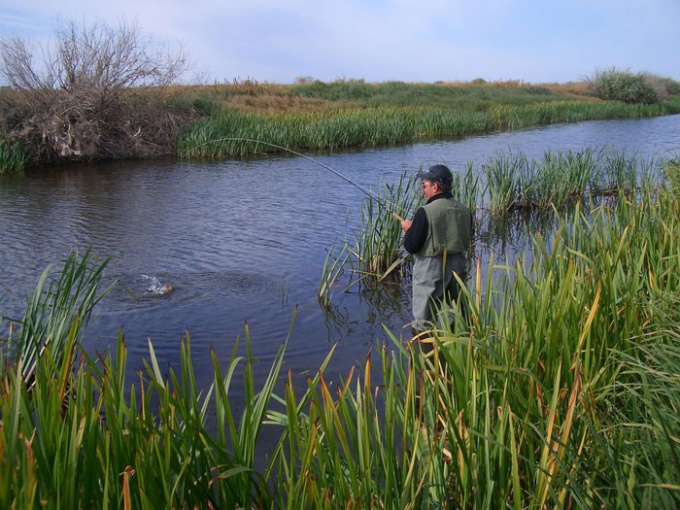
[{"x1": 140, "y1": 275, "x2": 173, "y2": 296}]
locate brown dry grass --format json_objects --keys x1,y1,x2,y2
[
  {"x1": 162, "y1": 78, "x2": 599, "y2": 113},
  {"x1": 541, "y1": 81, "x2": 596, "y2": 98},
  {"x1": 163, "y1": 82, "x2": 340, "y2": 112}
]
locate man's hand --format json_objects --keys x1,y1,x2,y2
[{"x1": 392, "y1": 212, "x2": 412, "y2": 232}]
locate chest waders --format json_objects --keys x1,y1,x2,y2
[{"x1": 411, "y1": 198, "x2": 471, "y2": 332}]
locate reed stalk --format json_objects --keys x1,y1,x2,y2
[
  {"x1": 478, "y1": 147, "x2": 662, "y2": 215},
  {"x1": 0, "y1": 139, "x2": 25, "y2": 175},
  {"x1": 317, "y1": 170, "x2": 423, "y2": 304},
  {"x1": 4, "y1": 249, "x2": 115, "y2": 384},
  {"x1": 317, "y1": 242, "x2": 352, "y2": 307}
]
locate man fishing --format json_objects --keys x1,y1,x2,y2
[{"x1": 394, "y1": 164, "x2": 473, "y2": 336}]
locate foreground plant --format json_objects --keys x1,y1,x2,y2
[
  {"x1": 3, "y1": 249, "x2": 115, "y2": 385},
  {"x1": 293, "y1": 167, "x2": 680, "y2": 508},
  {"x1": 0, "y1": 252, "x2": 294, "y2": 508}
]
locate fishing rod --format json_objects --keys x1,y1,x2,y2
[{"x1": 194, "y1": 137, "x2": 408, "y2": 214}]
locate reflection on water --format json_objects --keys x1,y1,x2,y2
[
  {"x1": 478, "y1": 209, "x2": 562, "y2": 253},
  {"x1": 321, "y1": 275, "x2": 411, "y2": 346},
  {"x1": 1, "y1": 115, "x2": 679, "y2": 398}
]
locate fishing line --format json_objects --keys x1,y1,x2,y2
[{"x1": 194, "y1": 137, "x2": 407, "y2": 213}]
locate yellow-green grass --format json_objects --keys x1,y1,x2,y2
[
  {"x1": 175, "y1": 98, "x2": 676, "y2": 159},
  {"x1": 3, "y1": 79, "x2": 678, "y2": 173},
  {"x1": 172, "y1": 79, "x2": 680, "y2": 160},
  {"x1": 480, "y1": 147, "x2": 661, "y2": 215},
  {"x1": 318, "y1": 170, "x2": 426, "y2": 304}
]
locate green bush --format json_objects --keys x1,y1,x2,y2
[
  {"x1": 668, "y1": 80, "x2": 680, "y2": 95},
  {"x1": 591, "y1": 67, "x2": 660, "y2": 104},
  {"x1": 289, "y1": 78, "x2": 374, "y2": 100}
]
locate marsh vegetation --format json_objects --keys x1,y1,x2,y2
[
  {"x1": 317, "y1": 147, "x2": 663, "y2": 304},
  {"x1": 173, "y1": 89, "x2": 680, "y2": 160},
  {"x1": 2, "y1": 151, "x2": 678, "y2": 508}
]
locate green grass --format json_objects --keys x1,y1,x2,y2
[
  {"x1": 4, "y1": 79, "x2": 679, "y2": 173},
  {"x1": 174, "y1": 103, "x2": 674, "y2": 159},
  {"x1": 173, "y1": 80, "x2": 680, "y2": 159},
  {"x1": 478, "y1": 147, "x2": 662, "y2": 215},
  {"x1": 0, "y1": 253, "x2": 296, "y2": 507},
  {"x1": 0, "y1": 139, "x2": 25, "y2": 175},
  {"x1": 4, "y1": 249, "x2": 115, "y2": 384}
]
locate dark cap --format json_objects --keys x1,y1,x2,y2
[{"x1": 416, "y1": 164, "x2": 452, "y2": 182}]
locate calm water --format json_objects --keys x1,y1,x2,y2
[{"x1": 1, "y1": 115, "x2": 679, "y2": 394}]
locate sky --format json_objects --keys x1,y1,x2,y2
[{"x1": 1, "y1": 0, "x2": 678, "y2": 85}]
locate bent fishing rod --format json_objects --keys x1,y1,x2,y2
[{"x1": 194, "y1": 137, "x2": 408, "y2": 214}]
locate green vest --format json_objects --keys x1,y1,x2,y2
[{"x1": 420, "y1": 198, "x2": 471, "y2": 257}]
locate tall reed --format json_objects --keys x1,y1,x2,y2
[
  {"x1": 317, "y1": 242, "x2": 352, "y2": 308},
  {"x1": 307, "y1": 151, "x2": 679, "y2": 507},
  {"x1": 317, "y1": 170, "x2": 423, "y2": 304},
  {"x1": 0, "y1": 140, "x2": 25, "y2": 175},
  {"x1": 0, "y1": 268, "x2": 300, "y2": 508},
  {"x1": 480, "y1": 147, "x2": 662, "y2": 215},
  {"x1": 354, "y1": 171, "x2": 422, "y2": 277},
  {"x1": 174, "y1": 90, "x2": 679, "y2": 160},
  {"x1": 4, "y1": 249, "x2": 115, "y2": 384},
  {"x1": 278, "y1": 173, "x2": 680, "y2": 508}
]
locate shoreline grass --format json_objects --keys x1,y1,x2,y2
[
  {"x1": 3, "y1": 78, "x2": 679, "y2": 173},
  {"x1": 174, "y1": 99, "x2": 679, "y2": 160},
  {"x1": 170, "y1": 79, "x2": 680, "y2": 160},
  {"x1": 2, "y1": 75, "x2": 679, "y2": 174}
]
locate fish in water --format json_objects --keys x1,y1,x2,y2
[{"x1": 140, "y1": 275, "x2": 173, "y2": 296}]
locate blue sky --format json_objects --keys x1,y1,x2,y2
[{"x1": 1, "y1": 0, "x2": 678, "y2": 84}]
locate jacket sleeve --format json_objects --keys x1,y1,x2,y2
[{"x1": 403, "y1": 207, "x2": 428, "y2": 254}]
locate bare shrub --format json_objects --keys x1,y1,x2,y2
[
  {"x1": 642, "y1": 73, "x2": 680, "y2": 99},
  {"x1": 0, "y1": 20, "x2": 189, "y2": 164},
  {"x1": 294, "y1": 75, "x2": 315, "y2": 85}
]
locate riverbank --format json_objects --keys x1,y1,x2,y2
[
  {"x1": 173, "y1": 80, "x2": 680, "y2": 158},
  {"x1": 2, "y1": 79, "x2": 680, "y2": 173}
]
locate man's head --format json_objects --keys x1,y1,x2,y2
[{"x1": 417, "y1": 164, "x2": 452, "y2": 197}]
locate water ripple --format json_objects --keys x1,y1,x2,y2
[{"x1": 2, "y1": 116, "x2": 679, "y2": 397}]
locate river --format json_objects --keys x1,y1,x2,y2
[{"x1": 1, "y1": 114, "x2": 679, "y2": 397}]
